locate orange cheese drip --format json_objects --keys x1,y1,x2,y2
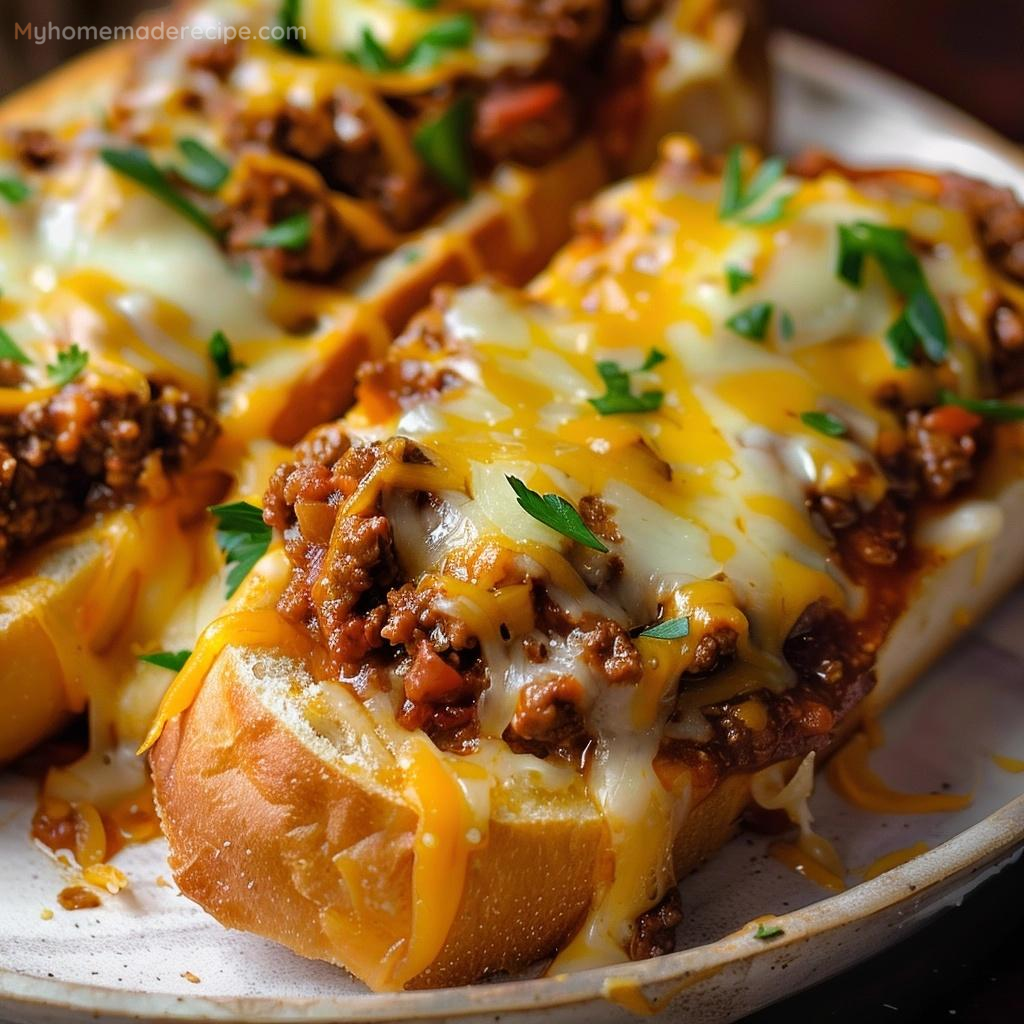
[
  {"x1": 768, "y1": 841, "x2": 846, "y2": 893},
  {"x1": 386, "y1": 740, "x2": 476, "y2": 989},
  {"x1": 137, "y1": 610, "x2": 312, "y2": 754},
  {"x1": 992, "y1": 754, "x2": 1024, "y2": 773},
  {"x1": 862, "y1": 841, "x2": 930, "y2": 881},
  {"x1": 827, "y1": 730, "x2": 973, "y2": 814}
]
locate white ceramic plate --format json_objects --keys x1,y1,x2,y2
[{"x1": 2, "y1": 31, "x2": 1024, "y2": 1024}]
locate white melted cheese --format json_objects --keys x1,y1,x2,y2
[{"x1": 341, "y1": 160, "x2": 1004, "y2": 973}]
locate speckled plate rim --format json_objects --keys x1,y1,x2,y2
[{"x1": 3, "y1": 30, "x2": 1024, "y2": 1024}]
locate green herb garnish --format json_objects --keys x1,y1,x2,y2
[
  {"x1": 46, "y1": 344, "x2": 88, "y2": 386},
  {"x1": 210, "y1": 501, "x2": 272, "y2": 598},
  {"x1": 0, "y1": 177, "x2": 31, "y2": 203},
  {"x1": 725, "y1": 264, "x2": 755, "y2": 295},
  {"x1": 347, "y1": 14, "x2": 474, "y2": 73},
  {"x1": 0, "y1": 326, "x2": 30, "y2": 365},
  {"x1": 176, "y1": 138, "x2": 230, "y2": 193},
  {"x1": 937, "y1": 389, "x2": 1024, "y2": 422},
  {"x1": 836, "y1": 221, "x2": 948, "y2": 366},
  {"x1": 800, "y1": 410, "x2": 846, "y2": 437},
  {"x1": 719, "y1": 146, "x2": 790, "y2": 225},
  {"x1": 251, "y1": 211, "x2": 312, "y2": 250},
  {"x1": 754, "y1": 923, "x2": 784, "y2": 941},
  {"x1": 100, "y1": 147, "x2": 220, "y2": 239},
  {"x1": 640, "y1": 617, "x2": 690, "y2": 640},
  {"x1": 347, "y1": 26, "x2": 392, "y2": 71},
  {"x1": 413, "y1": 95, "x2": 474, "y2": 198},
  {"x1": 277, "y1": 0, "x2": 309, "y2": 53},
  {"x1": 779, "y1": 310, "x2": 795, "y2": 341},
  {"x1": 588, "y1": 348, "x2": 665, "y2": 416},
  {"x1": 208, "y1": 329, "x2": 242, "y2": 379},
  {"x1": 138, "y1": 650, "x2": 192, "y2": 672},
  {"x1": 506, "y1": 476, "x2": 608, "y2": 553},
  {"x1": 726, "y1": 302, "x2": 774, "y2": 341}
]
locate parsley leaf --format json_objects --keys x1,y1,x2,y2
[
  {"x1": 414, "y1": 95, "x2": 474, "y2": 198},
  {"x1": 347, "y1": 14, "x2": 474, "y2": 73},
  {"x1": 251, "y1": 211, "x2": 312, "y2": 250},
  {"x1": 208, "y1": 329, "x2": 243, "y2": 379},
  {"x1": 46, "y1": 344, "x2": 89, "y2": 386},
  {"x1": 100, "y1": 146, "x2": 221, "y2": 239},
  {"x1": 754, "y1": 923, "x2": 784, "y2": 941},
  {"x1": 779, "y1": 310, "x2": 795, "y2": 341},
  {"x1": 727, "y1": 301, "x2": 774, "y2": 341},
  {"x1": 725, "y1": 264, "x2": 755, "y2": 295},
  {"x1": 836, "y1": 221, "x2": 948, "y2": 365},
  {"x1": 176, "y1": 138, "x2": 230, "y2": 193},
  {"x1": 589, "y1": 348, "x2": 665, "y2": 415},
  {"x1": 406, "y1": 0, "x2": 440, "y2": 8},
  {"x1": 210, "y1": 501, "x2": 272, "y2": 598},
  {"x1": 347, "y1": 26, "x2": 392, "y2": 71},
  {"x1": 937, "y1": 389, "x2": 1024, "y2": 422},
  {"x1": 138, "y1": 650, "x2": 192, "y2": 672},
  {"x1": 506, "y1": 476, "x2": 609, "y2": 552},
  {"x1": 719, "y1": 146, "x2": 790, "y2": 225},
  {"x1": 277, "y1": 0, "x2": 309, "y2": 53},
  {"x1": 0, "y1": 177, "x2": 31, "y2": 203},
  {"x1": 0, "y1": 326, "x2": 30, "y2": 365},
  {"x1": 800, "y1": 410, "x2": 846, "y2": 437},
  {"x1": 640, "y1": 616, "x2": 690, "y2": 640}
]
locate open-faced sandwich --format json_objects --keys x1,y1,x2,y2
[
  {"x1": 146, "y1": 136, "x2": 1024, "y2": 990},
  {"x1": 0, "y1": 0, "x2": 768, "y2": 860}
]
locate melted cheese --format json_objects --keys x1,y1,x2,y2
[
  {"x1": 827, "y1": 728, "x2": 973, "y2": 815},
  {"x1": 307, "y1": 158, "x2": 1004, "y2": 973}
]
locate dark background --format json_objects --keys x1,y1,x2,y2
[
  {"x1": 1, "y1": 1, "x2": 1021, "y2": 1021},
  {"x1": 3, "y1": 0, "x2": 1024, "y2": 142}
]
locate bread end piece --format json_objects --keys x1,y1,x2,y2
[{"x1": 152, "y1": 646, "x2": 605, "y2": 989}]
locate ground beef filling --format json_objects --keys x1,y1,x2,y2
[
  {"x1": 266, "y1": 437, "x2": 648, "y2": 758},
  {"x1": 630, "y1": 888, "x2": 684, "y2": 961},
  {"x1": 0, "y1": 383, "x2": 218, "y2": 574}
]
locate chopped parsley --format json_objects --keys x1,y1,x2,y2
[
  {"x1": 406, "y1": 0, "x2": 440, "y2": 8},
  {"x1": 726, "y1": 301, "x2": 774, "y2": 341},
  {"x1": 719, "y1": 146, "x2": 790, "y2": 225},
  {"x1": 588, "y1": 348, "x2": 666, "y2": 415},
  {"x1": 937, "y1": 389, "x2": 1024, "y2": 422},
  {"x1": 176, "y1": 138, "x2": 230, "y2": 193},
  {"x1": 277, "y1": 0, "x2": 309, "y2": 53},
  {"x1": 754, "y1": 923, "x2": 784, "y2": 941},
  {"x1": 0, "y1": 177, "x2": 31, "y2": 203},
  {"x1": 138, "y1": 650, "x2": 192, "y2": 672},
  {"x1": 251, "y1": 211, "x2": 312, "y2": 250},
  {"x1": 413, "y1": 95, "x2": 474, "y2": 198},
  {"x1": 210, "y1": 501, "x2": 273, "y2": 598},
  {"x1": 46, "y1": 344, "x2": 89, "y2": 386},
  {"x1": 639, "y1": 617, "x2": 690, "y2": 640},
  {"x1": 208, "y1": 329, "x2": 242, "y2": 379},
  {"x1": 725, "y1": 263, "x2": 755, "y2": 295},
  {"x1": 506, "y1": 476, "x2": 609, "y2": 553},
  {"x1": 347, "y1": 14, "x2": 474, "y2": 74},
  {"x1": 0, "y1": 326, "x2": 30, "y2": 365},
  {"x1": 800, "y1": 410, "x2": 846, "y2": 437},
  {"x1": 779, "y1": 310, "x2": 795, "y2": 341},
  {"x1": 100, "y1": 146, "x2": 221, "y2": 239},
  {"x1": 836, "y1": 221, "x2": 948, "y2": 366}
]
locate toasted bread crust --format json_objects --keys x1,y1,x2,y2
[
  {"x1": 152, "y1": 647, "x2": 606, "y2": 989},
  {"x1": 151, "y1": 470, "x2": 1024, "y2": 989}
]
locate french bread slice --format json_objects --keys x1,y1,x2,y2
[
  {"x1": 152, "y1": 468, "x2": 1024, "y2": 990},
  {"x1": 149, "y1": 139, "x2": 1024, "y2": 990},
  {"x1": 0, "y1": 0, "x2": 768, "y2": 769}
]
